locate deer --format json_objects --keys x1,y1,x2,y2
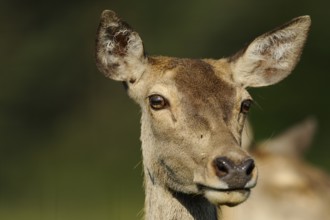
[
  {"x1": 95, "y1": 10, "x2": 311, "y2": 220},
  {"x1": 222, "y1": 118, "x2": 330, "y2": 220}
]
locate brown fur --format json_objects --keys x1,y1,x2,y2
[{"x1": 95, "y1": 10, "x2": 311, "y2": 220}]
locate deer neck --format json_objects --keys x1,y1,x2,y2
[{"x1": 143, "y1": 172, "x2": 219, "y2": 220}]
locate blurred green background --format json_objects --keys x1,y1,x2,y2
[{"x1": 0, "y1": 0, "x2": 329, "y2": 219}]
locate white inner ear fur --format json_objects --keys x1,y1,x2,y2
[
  {"x1": 230, "y1": 16, "x2": 311, "y2": 88},
  {"x1": 117, "y1": 32, "x2": 147, "y2": 82},
  {"x1": 96, "y1": 10, "x2": 147, "y2": 83},
  {"x1": 103, "y1": 30, "x2": 146, "y2": 82}
]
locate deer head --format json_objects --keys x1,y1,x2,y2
[{"x1": 95, "y1": 10, "x2": 311, "y2": 208}]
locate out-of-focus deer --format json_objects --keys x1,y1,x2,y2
[{"x1": 223, "y1": 118, "x2": 330, "y2": 220}]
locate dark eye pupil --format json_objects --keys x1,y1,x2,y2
[
  {"x1": 241, "y1": 99, "x2": 252, "y2": 114},
  {"x1": 149, "y1": 95, "x2": 166, "y2": 110}
]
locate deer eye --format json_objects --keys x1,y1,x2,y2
[
  {"x1": 240, "y1": 99, "x2": 253, "y2": 114},
  {"x1": 149, "y1": 94, "x2": 168, "y2": 110}
]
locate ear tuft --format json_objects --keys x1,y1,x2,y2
[
  {"x1": 230, "y1": 16, "x2": 311, "y2": 88},
  {"x1": 95, "y1": 10, "x2": 147, "y2": 82}
]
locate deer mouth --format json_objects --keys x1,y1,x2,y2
[
  {"x1": 198, "y1": 184, "x2": 251, "y2": 193},
  {"x1": 197, "y1": 184, "x2": 252, "y2": 206},
  {"x1": 193, "y1": 156, "x2": 258, "y2": 206},
  {"x1": 194, "y1": 173, "x2": 257, "y2": 206}
]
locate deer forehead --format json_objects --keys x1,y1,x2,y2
[{"x1": 133, "y1": 57, "x2": 247, "y2": 117}]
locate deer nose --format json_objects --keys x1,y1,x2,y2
[{"x1": 213, "y1": 157, "x2": 255, "y2": 188}]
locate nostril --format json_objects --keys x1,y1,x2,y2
[
  {"x1": 242, "y1": 159, "x2": 255, "y2": 176},
  {"x1": 217, "y1": 160, "x2": 229, "y2": 174},
  {"x1": 213, "y1": 157, "x2": 233, "y2": 178}
]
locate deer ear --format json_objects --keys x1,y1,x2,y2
[
  {"x1": 241, "y1": 120, "x2": 254, "y2": 151},
  {"x1": 229, "y1": 16, "x2": 311, "y2": 88},
  {"x1": 262, "y1": 117, "x2": 317, "y2": 157},
  {"x1": 95, "y1": 10, "x2": 147, "y2": 83}
]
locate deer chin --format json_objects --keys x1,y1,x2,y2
[{"x1": 200, "y1": 185, "x2": 251, "y2": 206}]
